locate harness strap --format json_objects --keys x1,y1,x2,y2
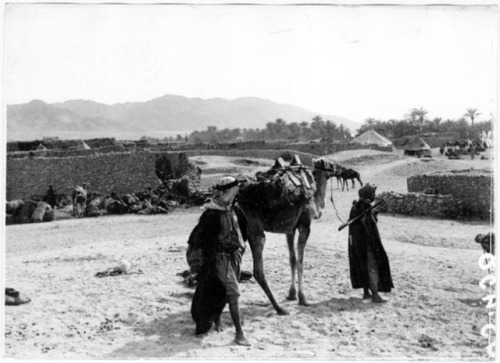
[{"x1": 329, "y1": 177, "x2": 345, "y2": 224}]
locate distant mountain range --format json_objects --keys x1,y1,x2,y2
[{"x1": 7, "y1": 94, "x2": 359, "y2": 141}]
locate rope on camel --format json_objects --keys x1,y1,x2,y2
[{"x1": 329, "y1": 177, "x2": 345, "y2": 225}]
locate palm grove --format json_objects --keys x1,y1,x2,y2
[{"x1": 144, "y1": 107, "x2": 492, "y2": 144}]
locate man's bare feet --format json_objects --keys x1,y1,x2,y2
[
  {"x1": 363, "y1": 290, "x2": 372, "y2": 299},
  {"x1": 235, "y1": 332, "x2": 251, "y2": 346},
  {"x1": 371, "y1": 293, "x2": 387, "y2": 303}
]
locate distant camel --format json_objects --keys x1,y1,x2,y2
[
  {"x1": 6, "y1": 199, "x2": 25, "y2": 225},
  {"x1": 6, "y1": 199, "x2": 54, "y2": 224},
  {"x1": 6, "y1": 199, "x2": 25, "y2": 215},
  {"x1": 340, "y1": 167, "x2": 363, "y2": 191},
  {"x1": 32, "y1": 202, "x2": 54, "y2": 223},
  {"x1": 18, "y1": 200, "x2": 38, "y2": 224},
  {"x1": 332, "y1": 168, "x2": 344, "y2": 189},
  {"x1": 85, "y1": 192, "x2": 103, "y2": 217},
  {"x1": 237, "y1": 156, "x2": 337, "y2": 315}
]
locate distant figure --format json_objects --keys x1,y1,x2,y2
[
  {"x1": 44, "y1": 185, "x2": 57, "y2": 208},
  {"x1": 475, "y1": 233, "x2": 495, "y2": 255},
  {"x1": 72, "y1": 183, "x2": 88, "y2": 217},
  {"x1": 348, "y1": 184, "x2": 393, "y2": 303},
  {"x1": 470, "y1": 146, "x2": 475, "y2": 160}
]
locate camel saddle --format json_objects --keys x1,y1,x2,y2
[{"x1": 240, "y1": 155, "x2": 316, "y2": 209}]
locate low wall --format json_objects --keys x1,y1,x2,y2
[
  {"x1": 6, "y1": 152, "x2": 188, "y2": 200},
  {"x1": 7, "y1": 138, "x2": 117, "y2": 152},
  {"x1": 407, "y1": 168, "x2": 493, "y2": 220},
  {"x1": 150, "y1": 140, "x2": 394, "y2": 155},
  {"x1": 376, "y1": 191, "x2": 461, "y2": 219},
  {"x1": 183, "y1": 149, "x2": 317, "y2": 167}
]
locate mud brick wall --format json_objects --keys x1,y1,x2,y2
[
  {"x1": 6, "y1": 152, "x2": 162, "y2": 200},
  {"x1": 156, "y1": 140, "x2": 395, "y2": 156},
  {"x1": 406, "y1": 169, "x2": 493, "y2": 220},
  {"x1": 376, "y1": 191, "x2": 461, "y2": 219}
]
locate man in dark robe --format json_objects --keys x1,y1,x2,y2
[
  {"x1": 348, "y1": 183, "x2": 393, "y2": 303},
  {"x1": 44, "y1": 185, "x2": 57, "y2": 208},
  {"x1": 187, "y1": 176, "x2": 250, "y2": 346}
]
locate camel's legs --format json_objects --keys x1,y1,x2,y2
[
  {"x1": 249, "y1": 233, "x2": 288, "y2": 315},
  {"x1": 286, "y1": 232, "x2": 297, "y2": 301},
  {"x1": 296, "y1": 224, "x2": 310, "y2": 306},
  {"x1": 344, "y1": 179, "x2": 349, "y2": 192}
]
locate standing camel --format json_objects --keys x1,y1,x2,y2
[
  {"x1": 237, "y1": 156, "x2": 337, "y2": 315},
  {"x1": 340, "y1": 168, "x2": 363, "y2": 191},
  {"x1": 332, "y1": 166, "x2": 344, "y2": 189}
]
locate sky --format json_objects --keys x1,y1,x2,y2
[{"x1": 3, "y1": 2, "x2": 498, "y2": 124}]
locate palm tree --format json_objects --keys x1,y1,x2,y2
[
  {"x1": 324, "y1": 120, "x2": 335, "y2": 139},
  {"x1": 465, "y1": 108, "x2": 480, "y2": 130},
  {"x1": 407, "y1": 107, "x2": 428, "y2": 134}
]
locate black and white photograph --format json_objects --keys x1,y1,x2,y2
[{"x1": 2, "y1": 0, "x2": 498, "y2": 360}]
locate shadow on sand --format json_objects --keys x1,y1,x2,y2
[
  {"x1": 108, "y1": 293, "x2": 381, "y2": 358},
  {"x1": 108, "y1": 308, "x2": 201, "y2": 358},
  {"x1": 107, "y1": 300, "x2": 272, "y2": 358}
]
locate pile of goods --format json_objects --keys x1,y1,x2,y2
[{"x1": 238, "y1": 155, "x2": 316, "y2": 210}]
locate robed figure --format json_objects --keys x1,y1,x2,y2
[
  {"x1": 348, "y1": 183, "x2": 393, "y2": 303},
  {"x1": 187, "y1": 176, "x2": 250, "y2": 346}
]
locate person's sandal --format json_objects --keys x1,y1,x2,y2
[
  {"x1": 5, "y1": 291, "x2": 31, "y2": 306},
  {"x1": 5, "y1": 288, "x2": 18, "y2": 297}
]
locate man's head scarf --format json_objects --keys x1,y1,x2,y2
[
  {"x1": 358, "y1": 183, "x2": 377, "y2": 200},
  {"x1": 203, "y1": 176, "x2": 239, "y2": 210}
]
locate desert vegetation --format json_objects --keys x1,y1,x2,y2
[{"x1": 139, "y1": 107, "x2": 491, "y2": 144}]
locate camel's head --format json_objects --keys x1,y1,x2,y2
[
  {"x1": 311, "y1": 157, "x2": 340, "y2": 219},
  {"x1": 312, "y1": 157, "x2": 339, "y2": 178},
  {"x1": 32, "y1": 202, "x2": 52, "y2": 223}
]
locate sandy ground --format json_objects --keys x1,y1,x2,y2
[{"x1": 2, "y1": 147, "x2": 496, "y2": 360}]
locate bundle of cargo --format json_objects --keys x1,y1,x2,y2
[{"x1": 238, "y1": 155, "x2": 316, "y2": 210}]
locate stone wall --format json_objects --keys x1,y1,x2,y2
[
  {"x1": 376, "y1": 191, "x2": 461, "y2": 219},
  {"x1": 7, "y1": 144, "x2": 137, "y2": 159},
  {"x1": 7, "y1": 140, "x2": 396, "y2": 160},
  {"x1": 407, "y1": 168, "x2": 493, "y2": 220},
  {"x1": 7, "y1": 138, "x2": 117, "y2": 152},
  {"x1": 6, "y1": 152, "x2": 171, "y2": 200},
  {"x1": 183, "y1": 149, "x2": 317, "y2": 167},
  {"x1": 153, "y1": 140, "x2": 395, "y2": 155}
]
